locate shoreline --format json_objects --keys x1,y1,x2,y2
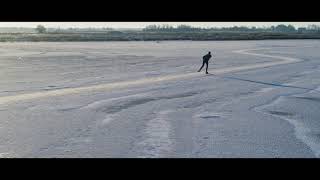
[
  {"x1": 1, "y1": 33, "x2": 320, "y2": 42},
  {"x1": 1, "y1": 39, "x2": 320, "y2": 42}
]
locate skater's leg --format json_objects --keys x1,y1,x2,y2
[
  {"x1": 198, "y1": 61, "x2": 205, "y2": 72},
  {"x1": 205, "y1": 61, "x2": 209, "y2": 74}
]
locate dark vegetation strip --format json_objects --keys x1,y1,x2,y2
[{"x1": 1, "y1": 32, "x2": 320, "y2": 42}]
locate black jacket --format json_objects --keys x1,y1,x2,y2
[{"x1": 203, "y1": 54, "x2": 212, "y2": 61}]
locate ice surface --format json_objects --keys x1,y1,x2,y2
[{"x1": 0, "y1": 40, "x2": 320, "y2": 157}]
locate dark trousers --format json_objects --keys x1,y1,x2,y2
[{"x1": 198, "y1": 60, "x2": 209, "y2": 73}]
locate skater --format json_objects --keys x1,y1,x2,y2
[{"x1": 198, "y1": 51, "x2": 212, "y2": 74}]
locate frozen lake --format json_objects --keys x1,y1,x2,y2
[{"x1": 0, "y1": 40, "x2": 320, "y2": 158}]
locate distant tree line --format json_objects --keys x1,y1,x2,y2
[
  {"x1": 143, "y1": 24, "x2": 320, "y2": 33},
  {"x1": 34, "y1": 25, "x2": 114, "y2": 34},
  {"x1": 143, "y1": 24, "x2": 203, "y2": 32},
  {"x1": 32, "y1": 24, "x2": 320, "y2": 34}
]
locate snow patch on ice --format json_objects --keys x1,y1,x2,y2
[
  {"x1": 193, "y1": 112, "x2": 223, "y2": 119},
  {"x1": 100, "y1": 115, "x2": 114, "y2": 126},
  {"x1": 267, "y1": 51, "x2": 295, "y2": 54},
  {"x1": 136, "y1": 110, "x2": 174, "y2": 158},
  {"x1": 255, "y1": 96, "x2": 320, "y2": 158},
  {"x1": 81, "y1": 93, "x2": 150, "y2": 110},
  {"x1": 0, "y1": 152, "x2": 11, "y2": 158},
  {"x1": 309, "y1": 86, "x2": 320, "y2": 94},
  {"x1": 257, "y1": 87, "x2": 275, "y2": 93},
  {"x1": 67, "y1": 136, "x2": 92, "y2": 145}
]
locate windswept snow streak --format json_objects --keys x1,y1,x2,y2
[
  {"x1": 0, "y1": 49, "x2": 302, "y2": 105},
  {"x1": 254, "y1": 86, "x2": 320, "y2": 158},
  {"x1": 0, "y1": 152, "x2": 11, "y2": 158},
  {"x1": 136, "y1": 110, "x2": 174, "y2": 158}
]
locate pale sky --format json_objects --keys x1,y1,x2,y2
[{"x1": 0, "y1": 22, "x2": 319, "y2": 28}]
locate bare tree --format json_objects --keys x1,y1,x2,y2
[{"x1": 36, "y1": 25, "x2": 46, "y2": 33}]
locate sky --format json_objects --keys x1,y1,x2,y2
[{"x1": 0, "y1": 22, "x2": 319, "y2": 29}]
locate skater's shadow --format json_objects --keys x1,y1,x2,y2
[{"x1": 207, "y1": 73, "x2": 318, "y2": 92}]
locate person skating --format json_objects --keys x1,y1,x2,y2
[{"x1": 198, "y1": 51, "x2": 212, "y2": 74}]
